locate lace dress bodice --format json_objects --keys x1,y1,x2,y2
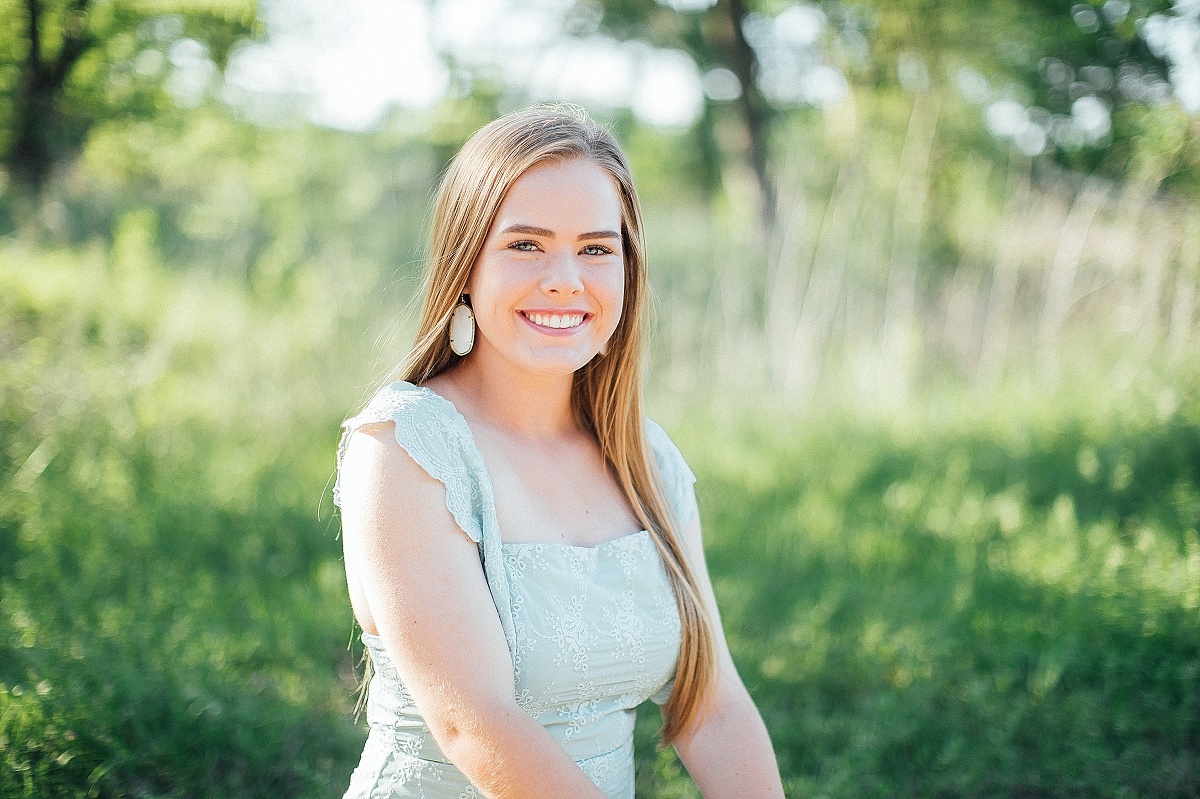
[{"x1": 334, "y1": 382, "x2": 697, "y2": 798}]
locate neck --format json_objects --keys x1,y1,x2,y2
[{"x1": 437, "y1": 352, "x2": 579, "y2": 438}]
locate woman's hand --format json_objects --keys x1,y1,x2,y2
[
  {"x1": 670, "y1": 498, "x2": 787, "y2": 799},
  {"x1": 339, "y1": 423, "x2": 608, "y2": 799}
]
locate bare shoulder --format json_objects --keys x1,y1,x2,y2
[
  {"x1": 340, "y1": 421, "x2": 437, "y2": 498},
  {"x1": 338, "y1": 420, "x2": 476, "y2": 549},
  {"x1": 341, "y1": 420, "x2": 422, "y2": 471}
]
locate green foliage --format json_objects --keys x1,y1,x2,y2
[
  {"x1": 575, "y1": 0, "x2": 1194, "y2": 203},
  {"x1": 0, "y1": 0, "x2": 258, "y2": 194},
  {"x1": 1118, "y1": 101, "x2": 1200, "y2": 193},
  {"x1": 2, "y1": 17, "x2": 1199, "y2": 789},
  {"x1": 3, "y1": 230, "x2": 1200, "y2": 795},
  {"x1": 649, "y1": 377, "x2": 1200, "y2": 797},
  {"x1": 0, "y1": 241, "x2": 366, "y2": 798},
  {"x1": 14, "y1": 103, "x2": 439, "y2": 303}
]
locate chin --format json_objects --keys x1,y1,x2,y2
[
  {"x1": 513, "y1": 349, "x2": 597, "y2": 377},
  {"x1": 529, "y1": 359, "x2": 594, "y2": 377}
]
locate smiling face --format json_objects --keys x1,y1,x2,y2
[{"x1": 464, "y1": 157, "x2": 626, "y2": 379}]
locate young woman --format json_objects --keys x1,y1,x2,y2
[{"x1": 334, "y1": 105, "x2": 784, "y2": 798}]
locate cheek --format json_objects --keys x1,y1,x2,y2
[
  {"x1": 609, "y1": 265, "x2": 627, "y2": 306},
  {"x1": 603, "y1": 271, "x2": 626, "y2": 329},
  {"x1": 466, "y1": 266, "x2": 514, "y2": 312}
]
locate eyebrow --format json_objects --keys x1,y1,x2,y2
[{"x1": 499, "y1": 224, "x2": 621, "y2": 241}]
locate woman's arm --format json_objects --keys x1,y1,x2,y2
[
  {"x1": 339, "y1": 423, "x2": 607, "y2": 799},
  {"x1": 670, "y1": 497, "x2": 786, "y2": 799}
]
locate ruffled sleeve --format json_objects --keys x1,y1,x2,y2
[
  {"x1": 643, "y1": 419, "x2": 699, "y2": 530},
  {"x1": 334, "y1": 382, "x2": 517, "y2": 651},
  {"x1": 335, "y1": 382, "x2": 490, "y2": 542}
]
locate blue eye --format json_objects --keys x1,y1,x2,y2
[
  {"x1": 581, "y1": 244, "x2": 614, "y2": 256},
  {"x1": 510, "y1": 240, "x2": 539, "y2": 252}
]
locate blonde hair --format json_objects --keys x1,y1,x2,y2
[{"x1": 401, "y1": 104, "x2": 715, "y2": 741}]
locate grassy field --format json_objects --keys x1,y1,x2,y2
[
  {"x1": 3, "y1": 244, "x2": 1199, "y2": 797},
  {"x1": 639, "y1": 380, "x2": 1200, "y2": 798}
]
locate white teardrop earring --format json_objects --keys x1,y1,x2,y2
[{"x1": 449, "y1": 296, "x2": 475, "y2": 356}]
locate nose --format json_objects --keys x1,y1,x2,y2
[{"x1": 540, "y1": 248, "x2": 584, "y2": 296}]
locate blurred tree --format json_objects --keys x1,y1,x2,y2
[
  {"x1": 0, "y1": 0, "x2": 258, "y2": 197},
  {"x1": 586, "y1": 0, "x2": 777, "y2": 227},
  {"x1": 857, "y1": 0, "x2": 1182, "y2": 185},
  {"x1": 72, "y1": 103, "x2": 440, "y2": 287},
  {"x1": 425, "y1": 70, "x2": 504, "y2": 171},
  {"x1": 581, "y1": 0, "x2": 1191, "y2": 204}
]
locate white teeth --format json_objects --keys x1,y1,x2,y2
[{"x1": 527, "y1": 312, "x2": 584, "y2": 329}]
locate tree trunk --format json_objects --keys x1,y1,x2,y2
[
  {"x1": 7, "y1": 0, "x2": 94, "y2": 194},
  {"x1": 719, "y1": 0, "x2": 775, "y2": 230}
]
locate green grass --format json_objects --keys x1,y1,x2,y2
[
  {"x1": 0, "y1": 243, "x2": 366, "y2": 798},
  {"x1": 3, "y1": 242, "x2": 1199, "y2": 797},
  {"x1": 635, "y1": 382, "x2": 1200, "y2": 798}
]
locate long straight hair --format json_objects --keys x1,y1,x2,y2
[{"x1": 398, "y1": 104, "x2": 715, "y2": 741}]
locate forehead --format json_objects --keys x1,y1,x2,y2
[{"x1": 492, "y1": 159, "x2": 623, "y2": 231}]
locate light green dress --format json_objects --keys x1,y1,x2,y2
[{"x1": 334, "y1": 381, "x2": 697, "y2": 798}]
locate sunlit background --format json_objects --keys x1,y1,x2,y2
[{"x1": 3, "y1": 0, "x2": 1199, "y2": 796}]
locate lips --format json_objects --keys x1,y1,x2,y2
[{"x1": 520, "y1": 311, "x2": 588, "y2": 330}]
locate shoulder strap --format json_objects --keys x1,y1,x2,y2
[{"x1": 644, "y1": 419, "x2": 699, "y2": 529}]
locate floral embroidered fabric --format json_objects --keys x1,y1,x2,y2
[{"x1": 334, "y1": 381, "x2": 697, "y2": 798}]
